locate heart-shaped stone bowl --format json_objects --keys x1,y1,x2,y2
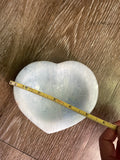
[{"x1": 13, "y1": 61, "x2": 98, "y2": 134}]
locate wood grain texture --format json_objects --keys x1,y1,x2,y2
[
  {"x1": 0, "y1": 0, "x2": 120, "y2": 159},
  {"x1": 0, "y1": 140, "x2": 35, "y2": 160}
]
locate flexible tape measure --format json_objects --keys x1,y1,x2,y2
[{"x1": 9, "y1": 80, "x2": 117, "y2": 130}]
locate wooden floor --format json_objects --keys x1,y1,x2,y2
[{"x1": 0, "y1": 0, "x2": 120, "y2": 159}]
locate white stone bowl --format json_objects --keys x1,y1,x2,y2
[{"x1": 13, "y1": 61, "x2": 98, "y2": 134}]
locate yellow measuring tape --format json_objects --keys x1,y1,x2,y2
[{"x1": 9, "y1": 80, "x2": 117, "y2": 130}]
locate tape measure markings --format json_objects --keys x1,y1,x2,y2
[{"x1": 9, "y1": 80, "x2": 117, "y2": 130}]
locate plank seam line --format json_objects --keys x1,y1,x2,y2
[{"x1": 0, "y1": 139, "x2": 37, "y2": 160}]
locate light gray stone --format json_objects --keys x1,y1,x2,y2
[{"x1": 13, "y1": 61, "x2": 98, "y2": 134}]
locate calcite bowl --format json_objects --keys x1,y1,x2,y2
[{"x1": 13, "y1": 61, "x2": 98, "y2": 134}]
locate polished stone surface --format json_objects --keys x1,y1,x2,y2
[{"x1": 13, "y1": 61, "x2": 98, "y2": 133}]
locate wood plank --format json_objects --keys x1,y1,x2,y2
[
  {"x1": 0, "y1": 140, "x2": 35, "y2": 160},
  {"x1": 0, "y1": 0, "x2": 120, "y2": 160}
]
